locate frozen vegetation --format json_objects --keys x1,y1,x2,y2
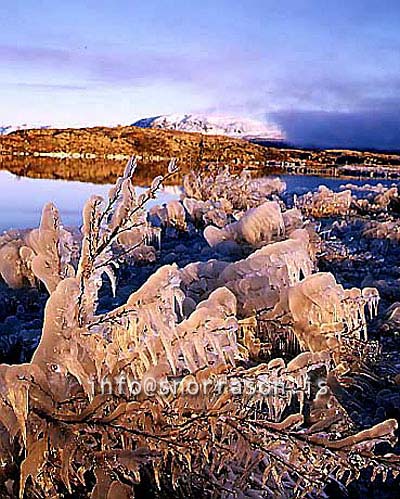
[{"x1": 0, "y1": 161, "x2": 399, "y2": 497}]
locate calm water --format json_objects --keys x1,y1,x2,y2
[
  {"x1": 280, "y1": 174, "x2": 399, "y2": 196},
  {"x1": 0, "y1": 170, "x2": 398, "y2": 232},
  {"x1": 0, "y1": 170, "x2": 181, "y2": 232}
]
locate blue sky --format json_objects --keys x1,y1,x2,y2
[{"x1": 0, "y1": 0, "x2": 399, "y2": 148}]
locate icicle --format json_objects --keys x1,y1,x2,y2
[
  {"x1": 155, "y1": 227, "x2": 161, "y2": 250},
  {"x1": 174, "y1": 289, "x2": 185, "y2": 319}
]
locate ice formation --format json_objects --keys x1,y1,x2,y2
[
  {"x1": 288, "y1": 272, "x2": 380, "y2": 357},
  {"x1": 363, "y1": 220, "x2": 400, "y2": 241},
  {"x1": 0, "y1": 160, "x2": 398, "y2": 498},
  {"x1": 0, "y1": 204, "x2": 76, "y2": 291},
  {"x1": 183, "y1": 167, "x2": 286, "y2": 212},
  {"x1": 182, "y1": 229, "x2": 315, "y2": 316},
  {"x1": 149, "y1": 200, "x2": 187, "y2": 231},
  {"x1": 297, "y1": 186, "x2": 352, "y2": 217},
  {"x1": 204, "y1": 201, "x2": 285, "y2": 247}
]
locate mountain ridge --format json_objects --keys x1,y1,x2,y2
[{"x1": 132, "y1": 113, "x2": 285, "y2": 142}]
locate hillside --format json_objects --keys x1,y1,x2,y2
[
  {"x1": 1, "y1": 125, "x2": 400, "y2": 184},
  {"x1": 0, "y1": 125, "x2": 269, "y2": 166}
]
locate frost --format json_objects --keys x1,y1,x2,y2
[
  {"x1": 0, "y1": 204, "x2": 76, "y2": 291},
  {"x1": 288, "y1": 272, "x2": 380, "y2": 363},
  {"x1": 0, "y1": 160, "x2": 398, "y2": 498},
  {"x1": 297, "y1": 186, "x2": 352, "y2": 217},
  {"x1": 204, "y1": 201, "x2": 285, "y2": 248},
  {"x1": 183, "y1": 167, "x2": 286, "y2": 210}
]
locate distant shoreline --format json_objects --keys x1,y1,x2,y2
[{"x1": 0, "y1": 125, "x2": 399, "y2": 184}]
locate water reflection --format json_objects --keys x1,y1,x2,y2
[
  {"x1": 0, "y1": 156, "x2": 399, "y2": 232},
  {"x1": 0, "y1": 170, "x2": 181, "y2": 232},
  {"x1": 0, "y1": 155, "x2": 181, "y2": 185}
]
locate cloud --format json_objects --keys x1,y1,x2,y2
[
  {"x1": 263, "y1": 72, "x2": 400, "y2": 149},
  {"x1": 0, "y1": 43, "x2": 258, "y2": 88},
  {"x1": 272, "y1": 104, "x2": 400, "y2": 150},
  {"x1": 1, "y1": 43, "x2": 400, "y2": 150},
  {"x1": 11, "y1": 82, "x2": 87, "y2": 91},
  {"x1": 0, "y1": 44, "x2": 71, "y2": 64},
  {"x1": 204, "y1": 69, "x2": 400, "y2": 149},
  {"x1": 0, "y1": 44, "x2": 192, "y2": 83}
]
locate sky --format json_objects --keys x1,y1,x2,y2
[{"x1": 0, "y1": 0, "x2": 399, "y2": 149}]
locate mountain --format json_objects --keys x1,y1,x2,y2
[{"x1": 132, "y1": 114, "x2": 285, "y2": 142}]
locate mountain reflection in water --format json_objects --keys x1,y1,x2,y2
[
  {"x1": 0, "y1": 168, "x2": 181, "y2": 232},
  {"x1": 0, "y1": 156, "x2": 398, "y2": 232}
]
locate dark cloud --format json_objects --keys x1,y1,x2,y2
[
  {"x1": 218, "y1": 71, "x2": 400, "y2": 150},
  {"x1": 272, "y1": 105, "x2": 400, "y2": 150},
  {"x1": 1, "y1": 43, "x2": 399, "y2": 150}
]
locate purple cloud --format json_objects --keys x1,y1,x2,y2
[
  {"x1": 13, "y1": 82, "x2": 87, "y2": 91},
  {"x1": 0, "y1": 43, "x2": 264, "y2": 87},
  {"x1": 0, "y1": 44, "x2": 71, "y2": 64}
]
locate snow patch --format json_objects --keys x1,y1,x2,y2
[
  {"x1": 0, "y1": 124, "x2": 52, "y2": 135},
  {"x1": 132, "y1": 113, "x2": 285, "y2": 141}
]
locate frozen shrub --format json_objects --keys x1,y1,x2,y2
[
  {"x1": 182, "y1": 229, "x2": 320, "y2": 319},
  {"x1": 0, "y1": 230, "x2": 35, "y2": 288},
  {"x1": 297, "y1": 186, "x2": 352, "y2": 217},
  {"x1": 281, "y1": 207, "x2": 304, "y2": 234},
  {"x1": 218, "y1": 229, "x2": 314, "y2": 316},
  {"x1": 183, "y1": 197, "x2": 230, "y2": 228},
  {"x1": 128, "y1": 244, "x2": 157, "y2": 263},
  {"x1": 341, "y1": 182, "x2": 390, "y2": 193},
  {"x1": 24, "y1": 202, "x2": 76, "y2": 293},
  {"x1": 363, "y1": 220, "x2": 400, "y2": 241},
  {"x1": 0, "y1": 160, "x2": 398, "y2": 498},
  {"x1": 182, "y1": 167, "x2": 286, "y2": 229},
  {"x1": 373, "y1": 186, "x2": 398, "y2": 210},
  {"x1": 165, "y1": 200, "x2": 187, "y2": 230},
  {"x1": 0, "y1": 205, "x2": 76, "y2": 292},
  {"x1": 351, "y1": 185, "x2": 399, "y2": 214},
  {"x1": 183, "y1": 226, "x2": 380, "y2": 370},
  {"x1": 183, "y1": 166, "x2": 286, "y2": 211},
  {"x1": 288, "y1": 272, "x2": 380, "y2": 367},
  {"x1": 114, "y1": 224, "x2": 160, "y2": 263},
  {"x1": 149, "y1": 199, "x2": 187, "y2": 231},
  {"x1": 0, "y1": 242, "x2": 33, "y2": 289},
  {"x1": 202, "y1": 203, "x2": 311, "y2": 250},
  {"x1": 180, "y1": 259, "x2": 231, "y2": 305},
  {"x1": 204, "y1": 200, "x2": 285, "y2": 248}
]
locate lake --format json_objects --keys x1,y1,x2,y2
[
  {"x1": 280, "y1": 174, "x2": 399, "y2": 195},
  {"x1": 0, "y1": 170, "x2": 181, "y2": 232},
  {"x1": 0, "y1": 170, "x2": 398, "y2": 232}
]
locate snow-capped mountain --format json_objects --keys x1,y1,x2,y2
[
  {"x1": 0, "y1": 124, "x2": 52, "y2": 135},
  {"x1": 132, "y1": 114, "x2": 285, "y2": 142}
]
